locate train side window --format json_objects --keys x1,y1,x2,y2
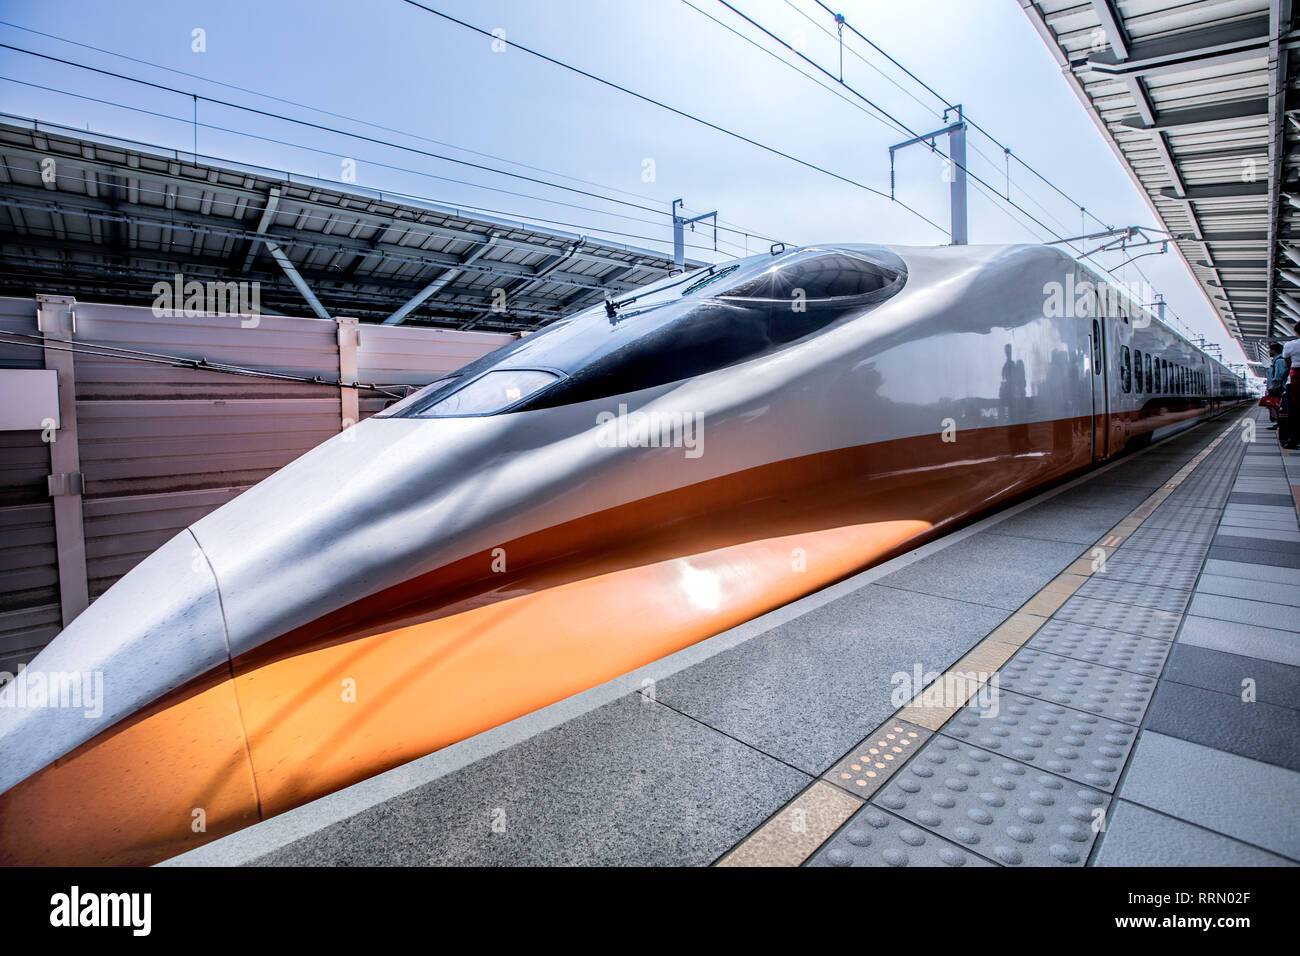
[
  {"x1": 1092, "y1": 319, "x2": 1101, "y2": 374},
  {"x1": 1145, "y1": 353, "x2": 1152, "y2": 391},
  {"x1": 1134, "y1": 349, "x2": 1144, "y2": 392},
  {"x1": 1160, "y1": 358, "x2": 1166, "y2": 392},
  {"x1": 1121, "y1": 346, "x2": 1132, "y2": 392}
]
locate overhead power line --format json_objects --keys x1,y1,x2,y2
[
  {"x1": 0, "y1": 16, "x2": 780, "y2": 245},
  {"x1": 706, "y1": 1, "x2": 1085, "y2": 251},
  {"x1": 806, "y1": 0, "x2": 1114, "y2": 234},
  {"x1": 0, "y1": 42, "x2": 774, "y2": 255},
  {"x1": 0, "y1": 81, "x2": 737, "y2": 258},
  {"x1": 0, "y1": 329, "x2": 409, "y2": 396},
  {"x1": 393, "y1": 0, "x2": 949, "y2": 236}
]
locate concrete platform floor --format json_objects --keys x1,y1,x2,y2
[{"x1": 168, "y1": 406, "x2": 1299, "y2": 867}]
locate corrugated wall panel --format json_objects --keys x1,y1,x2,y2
[
  {"x1": 356, "y1": 324, "x2": 514, "y2": 384},
  {"x1": 0, "y1": 298, "x2": 57, "y2": 672},
  {"x1": 355, "y1": 323, "x2": 513, "y2": 419},
  {"x1": 77, "y1": 399, "x2": 340, "y2": 497},
  {"x1": 83, "y1": 488, "x2": 243, "y2": 599}
]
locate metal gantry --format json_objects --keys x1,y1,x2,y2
[{"x1": 890, "y1": 106, "x2": 968, "y2": 245}]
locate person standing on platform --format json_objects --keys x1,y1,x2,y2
[
  {"x1": 1268, "y1": 342, "x2": 1286, "y2": 430},
  {"x1": 1283, "y1": 323, "x2": 1300, "y2": 449}
]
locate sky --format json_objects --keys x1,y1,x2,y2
[{"x1": 0, "y1": 0, "x2": 1250, "y2": 367}]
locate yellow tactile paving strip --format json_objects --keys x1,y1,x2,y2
[
  {"x1": 714, "y1": 781, "x2": 863, "y2": 868},
  {"x1": 716, "y1": 415, "x2": 1246, "y2": 867}
]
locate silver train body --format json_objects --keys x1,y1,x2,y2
[{"x1": 0, "y1": 242, "x2": 1244, "y2": 864}]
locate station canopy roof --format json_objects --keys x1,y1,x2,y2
[
  {"x1": 1022, "y1": 0, "x2": 1297, "y2": 376},
  {"x1": 0, "y1": 116, "x2": 698, "y2": 332}
]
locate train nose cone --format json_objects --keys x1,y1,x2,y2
[{"x1": 0, "y1": 529, "x2": 230, "y2": 794}]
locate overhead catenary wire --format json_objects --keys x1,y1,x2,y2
[
  {"x1": 684, "y1": 0, "x2": 1071, "y2": 249},
  {"x1": 0, "y1": 328, "x2": 410, "y2": 396},
  {"x1": 3, "y1": 8, "x2": 1068, "y2": 256},
  {"x1": 0, "y1": 5, "x2": 1120, "y2": 253},
  {"x1": 0, "y1": 42, "x2": 775, "y2": 251},
  {"x1": 729, "y1": 0, "x2": 1220, "y2": 345},
  {"x1": 0, "y1": 81, "x2": 736, "y2": 259},
  {"x1": 0, "y1": 6, "x2": 1216, "y2": 349},
  {"x1": 674, "y1": 0, "x2": 919, "y2": 154},
  {"x1": 785, "y1": 0, "x2": 1093, "y2": 242},
  {"x1": 5, "y1": 18, "x2": 1122, "y2": 278},
  {"x1": 393, "y1": 0, "x2": 949, "y2": 236},
  {"x1": 0, "y1": 17, "x2": 786, "y2": 247},
  {"x1": 706, "y1": 1, "x2": 1090, "y2": 254},
  {"x1": 805, "y1": 0, "x2": 1115, "y2": 234},
  {"x1": 677, "y1": 0, "x2": 913, "y2": 139},
  {"x1": 725, "y1": 0, "x2": 1218, "y2": 352},
  {"x1": 0, "y1": 17, "x2": 692, "y2": 211}
]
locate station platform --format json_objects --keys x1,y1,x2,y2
[{"x1": 169, "y1": 406, "x2": 1300, "y2": 867}]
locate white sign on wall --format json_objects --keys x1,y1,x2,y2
[{"x1": 0, "y1": 369, "x2": 60, "y2": 431}]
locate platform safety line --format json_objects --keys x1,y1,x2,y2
[{"x1": 715, "y1": 413, "x2": 1250, "y2": 867}]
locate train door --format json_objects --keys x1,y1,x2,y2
[
  {"x1": 1088, "y1": 293, "x2": 1110, "y2": 461},
  {"x1": 1110, "y1": 304, "x2": 1130, "y2": 451}
]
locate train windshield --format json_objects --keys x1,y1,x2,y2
[
  {"x1": 384, "y1": 245, "x2": 906, "y2": 418},
  {"x1": 719, "y1": 250, "x2": 899, "y2": 304}
]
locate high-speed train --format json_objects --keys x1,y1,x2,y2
[{"x1": 0, "y1": 242, "x2": 1244, "y2": 865}]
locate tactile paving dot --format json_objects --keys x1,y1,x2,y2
[
  {"x1": 805, "y1": 805, "x2": 992, "y2": 867},
  {"x1": 871, "y1": 737, "x2": 1109, "y2": 866},
  {"x1": 1051, "y1": 594, "x2": 1182, "y2": 642},
  {"x1": 822, "y1": 721, "x2": 930, "y2": 798},
  {"x1": 1025, "y1": 620, "x2": 1171, "y2": 678},
  {"x1": 1073, "y1": 577, "x2": 1190, "y2": 614},
  {"x1": 995, "y1": 648, "x2": 1157, "y2": 724},
  {"x1": 939, "y1": 689, "x2": 1138, "y2": 792}
]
